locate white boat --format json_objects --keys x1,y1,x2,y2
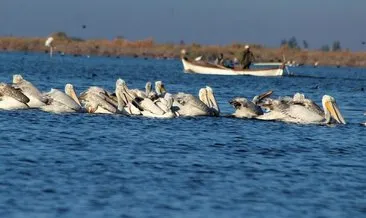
[{"x1": 182, "y1": 58, "x2": 284, "y2": 77}]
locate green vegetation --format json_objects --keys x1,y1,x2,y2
[
  {"x1": 320, "y1": 45, "x2": 330, "y2": 52},
  {"x1": 281, "y1": 37, "x2": 299, "y2": 49},
  {"x1": 332, "y1": 41, "x2": 341, "y2": 51}
]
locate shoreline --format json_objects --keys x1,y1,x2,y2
[{"x1": 1, "y1": 35, "x2": 366, "y2": 67}]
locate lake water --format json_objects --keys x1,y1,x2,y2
[{"x1": 0, "y1": 52, "x2": 365, "y2": 218}]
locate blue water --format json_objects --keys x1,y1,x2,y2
[{"x1": 0, "y1": 52, "x2": 365, "y2": 218}]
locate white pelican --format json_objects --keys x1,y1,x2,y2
[
  {"x1": 172, "y1": 86, "x2": 220, "y2": 117},
  {"x1": 115, "y1": 79, "x2": 175, "y2": 118},
  {"x1": 12, "y1": 74, "x2": 47, "y2": 108},
  {"x1": 78, "y1": 86, "x2": 118, "y2": 114},
  {"x1": 114, "y1": 79, "x2": 143, "y2": 115},
  {"x1": 41, "y1": 84, "x2": 83, "y2": 113},
  {"x1": 229, "y1": 97, "x2": 264, "y2": 119},
  {"x1": 130, "y1": 81, "x2": 153, "y2": 99},
  {"x1": 138, "y1": 94, "x2": 175, "y2": 118},
  {"x1": 0, "y1": 83, "x2": 30, "y2": 110},
  {"x1": 152, "y1": 80, "x2": 220, "y2": 117},
  {"x1": 230, "y1": 93, "x2": 346, "y2": 125},
  {"x1": 154, "y1": 81, "x2": 167, "y2": 97}
]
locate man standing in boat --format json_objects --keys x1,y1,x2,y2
[{"x1": 240, "y1": 45, "x2": 255, "y2": 69}]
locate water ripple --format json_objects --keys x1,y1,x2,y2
[{"x1": 0, "y1": 53, "x2": 365, "y2": 218}]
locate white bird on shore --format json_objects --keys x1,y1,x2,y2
[{"x1": 45, "y1": 37, "x2": 54, "y2": 57}]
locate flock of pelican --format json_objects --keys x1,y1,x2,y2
[
  {"x1": 0, "y1": 75, "x2": 219, "y2": 118},
  {"x1": 229, "y1": 91, "x2": 347, "y2": 125},
  {"x1": 0, "y1": 74, "x2": 352, "y2": 125}
]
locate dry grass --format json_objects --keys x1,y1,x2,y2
[{"x1": 1, "y1": 34, "x2": 366, "y2": 67}]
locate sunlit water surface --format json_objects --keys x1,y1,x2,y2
[{"x1": 0, "y1": 53, "x2": 365, "y2": 218}]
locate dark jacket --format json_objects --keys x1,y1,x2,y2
[{"x1": 240, "y1": 50, "x2": 255, "y2": 69}]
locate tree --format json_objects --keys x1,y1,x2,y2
[
  {"x1": 320, "y1": 45, "x2": 330, "y2": 52},
  {"x1": 280, "y1": 39, "x2": 288, "y2": 46},
  {"x1": 332, "y1": 41, "x2": 341, "y2": 51},
  {"x1": 303, "y1": 40, "x2": 309, "y2": 49},
  {"x1": 288, "y1": 36, "x2": 299, "y2": 49}
]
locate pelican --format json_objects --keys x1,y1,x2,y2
[
  {"x1": 78, "y1": 86, "x2": 118, "y2": 114},
  {"x1": 114, "y1": 79, "x2": 143, "y2": 115},
  {"x1": 138, "y1": 93, "x2": 175, "y2": 118},
  {"x1": 41, "y1": 84, "x2": 83, "y2": 113},
  {"x1": 0, "y1": 83, "x2": 30, "y2": 110},
  {"x1": 152, "y1": 80, "x2": 220, "y2": 117},
  {"x1": 115, "y1": 79, "x2": 175, "y2": 118},
  {"x1": 172, "y1": 86, "x2": 220, "y2": 117},
  {"x1": 12, "y1": 74, "x2": 47, "y2": 108},
  {"x1": 130, "y1": 82, "x2": 153, "y2": 99},
  {"x1": 230, "y1": 93, "x2": 346, "y2": 125},
  {"x1": 138, "y1": 87, "x2": 176, "y2": 118},
  {"x1": 154, "y1": 81, "x2": 167, "y2": 97},
  {"x1": 229, "y1": 97, "x2": 264, "y2": 119}
]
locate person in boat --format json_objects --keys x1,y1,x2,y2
[
  {"x1": 240, "y1": 45, "x2": 255, "y2": 69},
  {"x1": 224, "y1": 59, "x2": 234, "y2": 69},
  {"x1": 215, "y1": 53, "x2": 224, "y2": 66}
]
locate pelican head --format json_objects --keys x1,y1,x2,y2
[
  {"x1": 229, "y1": 97, "x2": 263, "y2": 118},
  {"x1": 116, "y1": 78, "x2": 126, "y2": 88},
  {"x1": 115, "y1": 78, "x2": 126, "y2": 96},
  {"x1": 65, "y1": 84, "x2": 81, "y2": 106},
  {"x1": 145, "y1": 82, "x2": 152, "y2": 95},
  {"x1": 163, "y1": 93, "x2": 174, "y2": 109},
  {"x1": 155, "y1": 81, "x2": 166, "y2": 96},
  {"x1": 116, "y1": 78, "x2": 131, "y2": 94},
  {"x1": 293, "y1": 93, "x2": 306, "y2": 102},
  {"x1": 198, "y1": 88, "x2": 207, "y2": 101},
  {"x1": 322, "y1": 95, "x2": 346, "y2": 124},
  {"x1": 199, "y1": 86, "x2": 220, "y2": 116},
  {"x1": 115, "y1": 78, "x2": 128, "y2": 109},
  {"x1": 13, "y1": 74, "x2": 24, "y2": 84}
]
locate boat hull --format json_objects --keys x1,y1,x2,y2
[{"x1": 182, "y1": 59, "x2": 284, "y2": 77}]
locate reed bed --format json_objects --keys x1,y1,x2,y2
[{"x1": 1, "y1": 34, "x2": 366, "y2": 67}]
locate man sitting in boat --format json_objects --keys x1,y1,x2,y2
[
  {"x1": 214, "y1": 53, "x2": 225, "y2": 66},
  {"x1": 240, "y1": 45, "x2": 255, "y2": 69}
]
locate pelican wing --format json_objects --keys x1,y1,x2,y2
[
  {"x1": 0, "y1": 83, "x2": 30, "y2": 104},
  {"x1": 155, "y1": 100, "x2": 170, "y2": 113},
  {"x1": 301, "y1": 99, "x2": 324, "y2": 116},
  {"x1": 139, "y1": 98, "x2": 165, "y2": 115},
  {"x1": 45, "y1": 89, "x2": 81, "y2": 111},
  {"x1": 281, "y1": 104, "x2": 324, "y2": 123},
  {"x1": 173, "y1": 94, "x2": 210, "y2": 116},
  {"x1": 13, "y1": 80, "x2": 46, "y2": 102},
  {"x1": 81, "y1": 93, "x2": 117, "y2": 113}
]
